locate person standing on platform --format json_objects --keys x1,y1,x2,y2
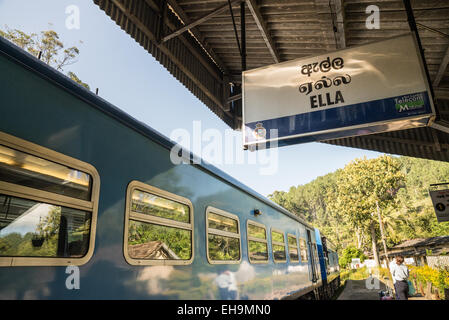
[{"x1": 390, "y1": 255, "x2": 409, "y2": 300}]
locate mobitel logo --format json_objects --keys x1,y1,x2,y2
[{"x1": 395, "y1": 93, "x2": 425, "y2": 113}]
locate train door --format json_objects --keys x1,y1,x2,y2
[{"x1": 307, "y1": 230, "x2": 318, "y2": 283}]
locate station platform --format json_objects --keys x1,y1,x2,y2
[
  {"x1": 338, "y1": 279, "x2": 428, "y2": 300},
  {"x1": 338, "y1": 279, "x2": 388, "y2": 300}
]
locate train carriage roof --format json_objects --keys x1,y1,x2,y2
[{"x1": 94, "y1": 0, "x2": 449, "y2": 161}]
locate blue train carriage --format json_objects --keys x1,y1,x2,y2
[
  {"x1": 316, "y1": 229, "x2": 341, "y2": 299},
  {"x1": 0, "y1": 36, "x2": 337, "y2": 300}
]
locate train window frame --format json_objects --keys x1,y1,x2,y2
[
  {"x1": 287, "y1": 233, "x2": 300, "y2": 263},
  {"x1": 0, "y1": 130, "x2": 100, "y2": 267},
  {"x1": 270, "y1": 228, "x2": 287, "y2": 263},
  {"x1": 299, "y1": 238, "x2": 308, "y2": 263},
  {"x1": 246, "y1": 220, "x2": 268, "y2": 264},
  {"x1": 205, "y1": 207, "x2": 241, "y2": 265},
  {"x1": 123, "y1": 181, "x2": 194, "y2": 266}
]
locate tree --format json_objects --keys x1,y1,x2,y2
[
  {"x1": 330, "y1": 156, "x2": 405, "y2": 266},
  {"x1": 269, "y1": 154, "x2": 449, "y2": 259},
  {"x1": 339, "y1": 246, "x2": 366, "y2": 269},
  {"x1": 0, "y1": 26, "x2": 89, "y2": 89}
]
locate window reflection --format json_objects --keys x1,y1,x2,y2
[
  {"x1": 271, "y1": 230, "x2": 286, "y2": 262},
  {"x1": 207, "y1": 210, "x2": 240, "y2": 262},
  {"x1": 248, "y1": 240, "x2": 268, "y2": 262},
  {"x1": 248, "y1": 224, "x2": 266, "y2": 240},
  {"x1": 131, "y1": 189, "x2": 190, "y2": 223},
  {"x1": 208, "y1": 212, "x2": 238, "y2": 233},
  {"x1": 247, "y1": 222, "x2": 268, "y2": 263},
  {"x1": 272, "y1": 231, "x2": 284, "y2": 244},
  {"x1": 0, "y1": 194, "x2": 91, "y2": 257},
  {"x1": 128, "y1": 220, "x2": 191, "y2": 260},
  {"x1": 273, "y1": 244, "x2": 286, "y2": 261},
  {"x1": 0, "y1": 145, "x2": 92, "y2": 200},
  {"x1": 288, "y1": 235, "x2": 299, "y2": 262},
  {"x1": 299, "y1": 238, "x2": 308, "y2": 262},
  {"x1": 313, "y1": 244, "x2": 319, "y2": 262},
  {"x1": 208, "y1": 234, "x2": 240, "y2": 261}
]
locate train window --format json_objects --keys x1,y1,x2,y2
[
  {"x1": 0, "y1": 131, "x2": 100, "y2": 267},
  {"x1": 299, "y1": 238, "x2": 308, "y2": 262},
  {"x1": 124, "y1": 181, "x2": 194, "y2": 265},
  {"x1": 0, "y1": 144, "x2": 92, "y2": 201},
  {"x1": 287, "y1": 234, "x2": 299, "y2": 263},
  {"x1": 131, "y1": 189, "x2": 190, "y2": 223},
  {"x1": 247, "y1": 221, "x2": 268, "y2": 263},
  {"x1": 271, "y1": 229, "x2": 286, "y2": 263},
  {"x1": 206, "y1": 207, "x2": 241, "y2": 264},
  {"x1": 0, "y1": 195, "x2": 91, "y2": 258}
]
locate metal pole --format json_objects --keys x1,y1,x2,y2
[
  {"x1": 228, "y1": 0, "x2": 241, "y2": 58},
  {"x1": 402, "y1": 0, "x2": 435, "y2": 100},
  {"x1": 241, "y1": 1, "x2": 246, "y2": 72},
  {"x1": 376, "y1": 201, "x2": 389, "y2": 264}
]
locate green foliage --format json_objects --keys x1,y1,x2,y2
[
  {"x1": 36, "y1": 206, "x2": 61, "y2": 239},
  {"x1": 339, "y1": 246, "x2": 366, "y2": 268},
  {"x1": 269, "y1": 155, "x2": 449, "y2": 255},
  {"x1": 0, "y1": 232, "x2": 58, "y2": 257},
  {"x1": 376, "y1": 267, "x2": 391, "y2": 280},
  {"x1": 248, "y1": 240, "x2": 268, "y2": 261},
  {"x1": 339, "y1": 269, "x2": 352, "y2": 283},
  {"x1": 0, "y1": 204, "x2": 90, "y2": 258},
  {"x1": 410, "y1": 265, "x2": 449, "y2": 299},
  {"x1": 68, "y1": 72, "x2": 90, "y2": 90},
  {"x1": 128, "y1": 220, "x2": 192, "y2": 260},
  {"x1": 349, "y1": 266, "x2": 369, "y2": 280},
  {"x1": 1, "y1": 25, "x2": 89, "y2": 89},
  {"x1": 208, "y1": 234, "x2": 240, "y2": 261},
  {"x1": 339, "y1": 266, "x2": 371, "y2": 283},
  {"x1": 329, "y1": 156, "x2": 404, "y2": 250}
]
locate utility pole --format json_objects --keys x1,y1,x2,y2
[
  {"x1": 370, "y1": 221, "x2": 380, "y2": 267},
  {"x1": 376, "y1": 200, "x2": 390, "y2": 266}
]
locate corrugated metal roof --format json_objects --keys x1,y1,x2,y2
[
  {"x1": 377, "y1": 236, "x2": 449, "y2": 258},
  {"x1": 94, "y1": 0, "x2": 449, "y2": 161},
  {"x1": 393, "y1": 235, "x2": 449, "y2": 249}
]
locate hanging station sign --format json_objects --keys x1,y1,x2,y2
[
  {"x1": 242, "y1": 33, "x2": 435, "y2": 149},
  {"x1": 429, "y1": 183, "x2": 449, "y2": 223}
]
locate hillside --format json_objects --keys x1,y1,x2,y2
[{"x1": 269, "y1": 156, "x2": 449, "y2": 254}]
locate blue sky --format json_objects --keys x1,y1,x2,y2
[{"x1": 0, "y1": 0, "x2": 385, "y2": 196}]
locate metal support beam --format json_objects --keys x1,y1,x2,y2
[
  {"x1": 145, "y1": 0, "x2": 223, "y2": 83},
  {"x1": 227, "y1": 93, "x2": 242, "y2": 104},
  {"x1": 417, "y1": 23, "x2": 449, "y2": 39},
  {"x1": 165, "y1": 0, "x2": 230, "y2": 74},
  {"x1": 403, "y1": 0, "x2": 435, "y2": 100},
  {"x1": 334, "y1": 0, "x2": 346, "y2": 49},
  {"x1": 222, "y1": 74, "x2": 231, "y2": 111},
  {"x1": 110, "y1": 0, "x2": 226, "y2": 113},
  {"x1": 245, "y1": 0, "x2": 280, "y2": 63},
  {"x1": 228, "y1": 0, "x2": 242, "y2": 58},
  {"x1": 156, "y1": 0, "x2": 167, "y2": 43},
  {"x1": 430, "y1": 120, "x2": 449, "y2": 136},
  {"x1": 431, "y1": 128, "x2": 441, "y2": 152},
  {"x1": 433, "y1": 45, "x2": 449, "y2": 88},
  {"x1": 162, "y1": 0, "x2": 242, "y2": 43},
  {"x1": 241, "y1": 1, "x2": 246, "y2": 72}
]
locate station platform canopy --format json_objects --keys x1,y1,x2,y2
[{"x1": 94, "y1": 0, "x2": 449, "y2": 161}]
